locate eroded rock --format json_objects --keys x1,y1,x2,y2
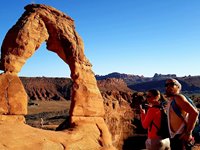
[
  {"x1": 0, "y1": 72, "x2": 27, "y2": 115},
  {"x1": 0, "y1": 4, "x2": 115, "y2": 150}
]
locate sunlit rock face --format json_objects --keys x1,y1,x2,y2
[
  {"x1": 0, "y1": 4, "x2": 115, "y2": 150},
  {"x1": 98, "y1": 78, "x2": 134, "y2": 150},
  {"x1": 0, "y1": 72, "x2": 28, "y2": 115}
]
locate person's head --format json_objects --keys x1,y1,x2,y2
[
  {"x1": 165, "y1": 78, "x2": 181, "y2": 96},
  {"x1": 146, "y1": 89, "x2": 161, "y2": 105}
]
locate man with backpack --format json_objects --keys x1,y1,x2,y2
[{"x1": 165, "y1": 78, "x2": 199, "y2": 150}]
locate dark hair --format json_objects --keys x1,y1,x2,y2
[
  {"x1": 159, "y1": 94, "x2": 168, "y2": 106},
  {"x1": 148, "y1": 89, "x2": 160, "y2": 97}
]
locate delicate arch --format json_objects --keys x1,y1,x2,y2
[
  {"x1": 0, "y1": 4, "x2": 104, "y2": 117},
  {"x1": 0, "y1": 4, "x2": 115, "y2": 149}
]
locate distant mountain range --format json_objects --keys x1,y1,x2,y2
[
  {"x1": 20, "y1": 72, "x2": 200, "y2": 102},
  {"x1": 95, "y1": 72, "x2": 200, "y2": 93}
]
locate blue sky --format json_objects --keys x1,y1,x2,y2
[{"x1": 0, "y1": 0, "x2": 200, "y2": 77}]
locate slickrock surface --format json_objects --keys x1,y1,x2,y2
[
  {"x1": 0, "y1": 4, "x2": 115, "y2": 150},
  {"x1": 0, "y1": 116, "x2": 111, "y2": 150}
]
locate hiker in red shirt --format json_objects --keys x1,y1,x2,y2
[{"x1": 140, "y1": 89, "x2": 170, "y2": 150}]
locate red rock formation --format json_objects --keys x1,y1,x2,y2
[
  {"x1": 0, "y1": 4, "x2": 115, "y2": 150},
  {"x1": 98, "y1": 78, "x2": 134, "y2": 150},
  {"x1": 21, "y1": 77, "x2": 72, "y2": 101},
  {"x1": 103, "y1": 93, "x2": 134, "y2": 150},
  {"x1": 0, "y1": 72, "x2": 27, "y2": 114}
]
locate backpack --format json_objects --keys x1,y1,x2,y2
[
  {"x1": 171, "y1": 95, "x2": 197, "y2": 119},
  {"x1": 150, "y1": 105, "x2": 170, "y2": 139}
]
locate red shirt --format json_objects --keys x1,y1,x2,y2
[{"x1": 140, "y1": 106, "x2": 161, "y2": 139}]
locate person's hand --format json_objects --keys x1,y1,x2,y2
[
  {"x1": 180, "y1": 132, "x2": 194, "y2": 145},
  {"x1": 139, "y1": 105, "x2": 145, "y2": 114},
  {"x1": 180, "y1": 133, "x2": 192, "y2": 141}
]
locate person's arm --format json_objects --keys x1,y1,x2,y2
[
  {"x1": 175, "y1": 94, "x2": 199, "y2": 140},
  {"x1": 140, "y1": 106, "x2": 154, "y2": 129}
]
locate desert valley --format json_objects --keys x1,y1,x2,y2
[{"x1": 21, "y1": 72, "x2": 200, "y2": 149}]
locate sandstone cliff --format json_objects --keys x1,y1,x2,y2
[{"x1": 21, "y1": 77, "x2": 72, "y2": 101}]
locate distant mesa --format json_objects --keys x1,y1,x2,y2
[
  {"x1": 153, "y1": 73, "x2": 177, "y2": 80},
  {"x1": 96, "y1": 72, "x2": 200, "y2": 93}
]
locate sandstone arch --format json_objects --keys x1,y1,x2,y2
[{"x1": 0, "y1": 4, "x2": 115, "y2": 150}]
